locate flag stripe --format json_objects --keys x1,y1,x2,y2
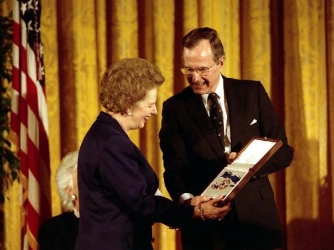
[{"x1": 11, "y1": 0, "x2": 51, "y2": 249}]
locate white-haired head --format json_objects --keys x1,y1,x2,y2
[{"x1": 56, "y1": 150, "x2": 79, "y2": 212}]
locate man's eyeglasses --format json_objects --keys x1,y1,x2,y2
[{"x1": 181, "y1": 61, "x2": 218, "y2": 77}]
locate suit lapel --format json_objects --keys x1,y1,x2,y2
[
  {"x1": 185, "y1": 90, "x2": 225, "y2": 156},
  {"x1": 224, "y1": 76, "x2": 245, "y2": 148}
]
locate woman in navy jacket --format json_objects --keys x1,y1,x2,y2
[{"x1": 75, "y1": 58, "x2": 230, "y2": 250}]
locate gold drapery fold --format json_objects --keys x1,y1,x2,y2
[
  {"x1": 150, "y1": 1, "x2": 177, "y2": 248},
  {"x1": 240, "y1": 1, "x2": 271, "y2": 91},
  {"x1": 2, "y1": 0, "x2": 334, "y2": 249},
  {"x1": 327, "y1": 0, "x2": 334, "y2": 233},
  {"x1": 284, "y1": 0, "x2": 332, "y2": 249}
]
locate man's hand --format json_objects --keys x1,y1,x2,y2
[{"x1": 228, "y1": 152, "x2": 237, "y2": 163}]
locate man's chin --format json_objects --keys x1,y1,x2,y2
[{"x1": 191, "y1": 85, "x2": 209, "y2": 95}]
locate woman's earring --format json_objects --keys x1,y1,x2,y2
[
  {"x1": 71, "y1": 194, "x2": 77, "y2": 201},
  {"x1": 126, "y1": 111, "x2": 132, "y2": 116}
]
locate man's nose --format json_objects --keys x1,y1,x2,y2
[{"x1": 191, "y1": 71, "x2": 202, "y2": 81}]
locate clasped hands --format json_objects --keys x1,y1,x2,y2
[{"x1": 191, "y1": 195, "x2": 231, "y2": 221}]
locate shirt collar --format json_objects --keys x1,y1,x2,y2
[{"x1": 202, "y1": 75, "x2": 224, "y2": 104}]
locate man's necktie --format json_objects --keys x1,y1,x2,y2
[{"x1": 208, "y1": 93, "x2": 225, "y2": 149}]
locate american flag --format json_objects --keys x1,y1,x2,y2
[{"x1": 11, "y1": 0, "x2": 51, "y2": 249}]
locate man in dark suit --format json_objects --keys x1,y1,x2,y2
[{"x1": 159, "y1": 27, "x2": 294, "y2": 249}]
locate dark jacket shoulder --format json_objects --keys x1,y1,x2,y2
[{"x1": 38, "y1": 212, "x2": 79, "y2": 250}]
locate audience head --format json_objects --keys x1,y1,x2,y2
[{"x1": 56, "y1": 150, "x2": 79, "y2": 215}]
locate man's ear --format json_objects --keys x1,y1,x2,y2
[{"x1": 219, "y1": 56, "x2": 225, "y2": 67}]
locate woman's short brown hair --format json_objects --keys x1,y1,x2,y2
[{"x1": 100, "y1": 58, "x2": 165, "y2": 113}]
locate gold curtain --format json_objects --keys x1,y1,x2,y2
[{"x1": 3, "y1": 0, "x2": 334, "y2": 249}]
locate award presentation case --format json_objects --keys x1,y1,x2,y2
[{"x1": 201, "y1": 137, "x2": 283, "y2": 205}]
